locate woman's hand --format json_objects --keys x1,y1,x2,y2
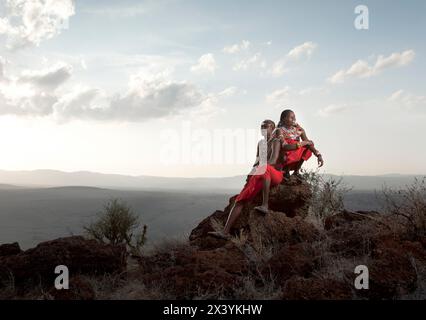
[{"x1": 300, "y1": 140, "x2": 313, "y2": 147}]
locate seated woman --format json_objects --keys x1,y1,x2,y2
[
  {"x1": 276, "y1": 109, "x2": 324, "y2": 179},
  {"x1": 208, "y1": 120, "x2": 284, "y2": 240}
]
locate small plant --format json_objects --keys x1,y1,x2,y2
[
  {"x1": 84, "y1": 198, "x2": 147, "y2": 256},
  {"x1": 382, "y1": 177, "x2": 426, "y2": 239}
]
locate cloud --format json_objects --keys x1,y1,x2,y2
[
  {"x1": 233, "y1": 53, "x2": 266, "y2": 71},
  {"x1": 318, "y1": 104, "x2": 349, "y2": 117},
  {"x1": 328, "y1": 50, "x2": 415, "y2": 84},
  {"x1": 0, "y1": 59, "x2": 73, "y2": 116},
  {"x1": 0, "y1": 57, "x2": 233, "y2": 122},
  {"x1": 270, "y1": 61, "x2": 289, "y2": 77},
  {"x1": 82, "y1": 3, "x2": 147, "y2": 18},
  {"x1": 223, "y1": 40, "x2": 251, "y2": 54},
  {"x1": 287, "y1": 41, "x2": 317, "y2": 61},
  {"x1": 190, "y1": 53, "x2": 217, "y2": 74},
  {"x1": 18, "y1": 63, "x2": 73, "y2": 90},
  {"x1": 266, "y1": 86, "x2": 292, "y2": 104},
  {"x1": 0, "y1": 0, "x2": 75, "y2": 49},
  {"x1": 270, "y1": 41, "x2": 318, "y2": 77},
  {"x1": 265, "y1": 85, "x2": 326, "y2": 106},
  {"x1": 217, "y1": 86, "x2": 238, "y2": 97},
  {"x1": 388, "y1": 89, "x2": 426, "y2": 110}
]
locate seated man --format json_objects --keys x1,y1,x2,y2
[{"x1": 208, "y1": 120, "x2": 284, "y2": 240}]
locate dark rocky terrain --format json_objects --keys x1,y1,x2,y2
[{"x1": 0, "y1": 178, "x2": 425, "y2": 300}]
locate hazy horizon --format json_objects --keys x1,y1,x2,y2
[{"x1": 1, "y1": 168, "x2": 425, "y2": 179}]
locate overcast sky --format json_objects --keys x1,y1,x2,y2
[{"x1": 0, "y1": 0, "x2": 425, "y2": 177}]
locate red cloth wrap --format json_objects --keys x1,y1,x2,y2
[
  {"x1": 282, "y1": 138, "x2": 312, "y2": 170},
  {"x1": 235, "y1": 164, "x2": 283, "y2": 203}
]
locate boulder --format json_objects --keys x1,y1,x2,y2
[
  {"x1": 0, "y1": 242, "x2": 22, "y2": 257},
  {"x1": 0, "y1": 236, "x2": 127, "y2": 288},
  {"x1": 189, "y1": 180, "x2": 317, "y2": 250},
  {"x1": 263, "y1": 243, "x2": 318, "y2": 285},
  {"x1": 141, "y1": 242, "x2": 249, "y2": 299},
  {"x1": 362, "y1": 238, "x2": 418, "y2": 299}
]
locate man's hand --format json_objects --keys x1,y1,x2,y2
[{"x1": 317, "y1": 154, "x2": 324, "y2": 168}]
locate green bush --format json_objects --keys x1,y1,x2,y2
[{"x1": 84, "y1": 199, "x2": 147, "y2": 255}]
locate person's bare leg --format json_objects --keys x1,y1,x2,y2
[
  {"x1": 208, "y1": 202, "x2": 243, "y2": 239},
  {"x1": 293, "y1": 160, "x2": 304, "y2": 177},
  {"x1": 255, "y1": 178, "x2": 271, "y2": 215},
  {"x1": 223, "y1": 202, "x2": 243, "y2": 234}
]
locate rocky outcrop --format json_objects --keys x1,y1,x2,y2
[
  {"x1": 0, "y1": 242, "x2": 22, "y2": 257},
  {"x1": 0, "y1": 236, "x2": 126, "y2": 290},
  {"x1": 189, "y1": 179, "x2": 317, "y2": 250}
]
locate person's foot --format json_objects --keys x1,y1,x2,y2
[
  {"x1": 292, "y1": 171, "x2": 303, "y2": 180},
  {"x1": 254, "y1": 205, "x2": 269, "y2": 215},
  {"x1": 284, "y1": 171, "x2": 290, "y2": 180},
  {"x1": 207, "y1": 231, "x2": 231, "y2": 240}
]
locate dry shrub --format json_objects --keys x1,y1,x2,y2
[
  {"x1": 382, "y1": 177, "x2": 426, "y2": 239},
  {"x1": 302, "y1": 170, "x2": 351, "y2": 227}
]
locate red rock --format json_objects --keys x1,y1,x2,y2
[
  {"x1": 282, "y1": 276, "x2": 353, "y2": 300},
  {"x1": 0, "y1": 242, "x2": 22, "y2": 257},
  {"x1": 263, "y1": 243, "x2": 318, "y2": 285},
  {"x1": 0, "y1": 236, "x2": 127, "y2": 287},
  {"x1": 48, "y1": 276, "x2": 95, "y2": 300},
  {"x1": 363, "y1": 239, "x2": 418, "y2": 299},
  {"x1": 140, "y1": 242, "x2": 248, "y2": 299}
]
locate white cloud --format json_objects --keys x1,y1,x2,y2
[
  {"x1": 270, "y1": 60, "x2": 289, "y2": 77},
  {"x1": 328, "y1": 50, "x2": 415, "y2": 84},
  {"x1": 318, "y1": 104, "x2": 349, "y2": 117},
  {"x1": 0, "y1": 57, "x2": 232, "y2": 122},
  {"x1": 388, "y1": 89, "x2": 426, "y2": 110},
  {"x1": 190, "y1": 53, "x2": 217, "y2": 74},
  {"x1": 0, "y1": 60, "x2": 72, "y2": 116},
  {"x1": 0, "y1": 0, "x2": 75, "y2": 49},
  {"x1": 18, "y1": 63, "x2": 73, "y2": 90},
  {"x1": 82, "y1": 3, "x2": 147, "y2": 18},
  {"x1": 270, "y1": 41, "x2": 318, "y2": 77},
  {"x1": 233, "y1": 53, "x2": 266, "y2": 71},
  {"x1": 223, "y1": 40, "x2": 250, "y2": 54},
  {"x1": 217, "y1": 86, "x2": 238, "y2": 97},
  {"x1": 287, "y1": 41, "x2": 317, "y2": 60},
  {"x1": 266, "y1": 86, "x2": 292, "y2": 104},
  {"x1": 265, "y1": 86, "x2": 326, "y2": 105}
]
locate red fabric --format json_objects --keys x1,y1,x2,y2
[
  {"x1": 235, "y1": 164, "x2": 284, "y2": 203},
  {"x1": 282, "y1": 139, "x2": 312, "y2": 171}
]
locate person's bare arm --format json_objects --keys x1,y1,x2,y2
[
  {"x1": 253, "y1": 143, "x2": 260, "y2": 167},
  {"x1": 267, "y1": 139, "x2": 281, "y2": 167},
  {"x1": 246, "y1": 142, "x2": 260, "y2": 181},
  {"x1": 301, "y1": 128, "x2": 324, "y2": 167}
]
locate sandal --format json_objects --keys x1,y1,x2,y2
[
  {"x1": 207, "y1": 231, "x2": 231, "y2": 240},
  {"x1": 254, "y1": 206, "x2": 269, "y2": 215}
]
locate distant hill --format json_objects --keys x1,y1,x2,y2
[
  {"x1": 0, "y1": 169, "x2": 424, "y2": 192},
  {"x1": 0, "y1": 183, "x2": 26, "y2": 190}
]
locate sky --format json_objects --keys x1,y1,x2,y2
[{"x1": 0, "y1": 0, "x2": 425, "y2": 177}]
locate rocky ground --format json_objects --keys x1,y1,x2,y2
[{"x1": 0, "y1": 178, "x2": 425, "y2": 300}]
